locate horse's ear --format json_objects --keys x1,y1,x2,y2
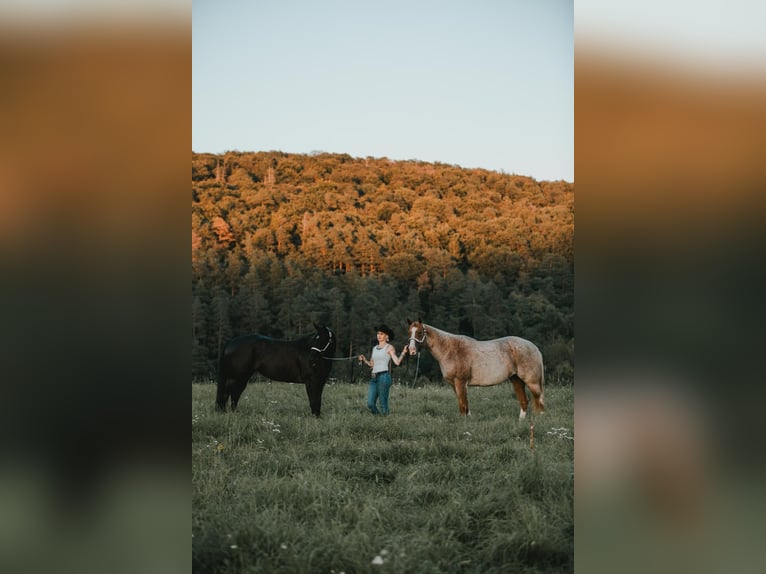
[
  {"x1": 406, "y1": 317, "x2": 411, "y2": 325},
  {"x1": 418, "y1": 317, "x2": 423, "y2": 324},
  {"x1": 313, "y1": 321, "x2": 320, "y2": 331}
]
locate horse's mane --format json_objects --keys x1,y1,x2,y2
[{"x1": 424, "y1": 323, "x2": 473, "y2": 343}]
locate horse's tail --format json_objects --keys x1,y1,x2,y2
[{"x1": 538, "y1": 359, "x2": 546, "y2": 412}]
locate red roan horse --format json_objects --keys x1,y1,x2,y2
[{"x1": 406, "y1": 319, "x2": 545, "y2": 419}]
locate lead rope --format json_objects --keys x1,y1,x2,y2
[{"x1": 412, "y1": 351, "x2": 421, "y2": 386}]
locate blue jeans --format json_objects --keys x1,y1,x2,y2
[{"x1": 367, "y1": 372, "x2": 392, "y2": 415}]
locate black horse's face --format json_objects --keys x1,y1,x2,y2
[
  {"x1": 406, "y1": 319, "x2": 425, "y2": 355},
  {"x1": 311, "y1": 323, "x2": 335, "y2": 353}
]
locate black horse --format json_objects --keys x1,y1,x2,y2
[{"x1": 216, "y1": 323, "x2": 336, "y2": 416}]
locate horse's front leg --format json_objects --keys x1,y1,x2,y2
[
  {"x1": 305, "y1": 380, "x2": 325, "y2": 417},
  {"x1": 454, "y1": 379, "x2": 470, "y2": 416}
]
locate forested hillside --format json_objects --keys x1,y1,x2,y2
[{"x1": 192, "y1": 151, "x2": 574, "y2": 383}]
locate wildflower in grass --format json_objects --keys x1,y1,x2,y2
[
  {"x1": 217, "y1": 443, "x2": 225, "y2": 452},
  {"x1": 230, "y1": 544, "x2": 238, "y2": 549},
  {"x1": 280, "y1": 543, "x2": 288, "y2": 550},
  {"x1": 372, "y1": 549, "x2": 389, "y2": 565},
  {"x1": 260, "y1": 419, "x2": 282, "y2": 433},
  {"x1": 546, "y1": 427, "x2": 574, "y2": 440}
]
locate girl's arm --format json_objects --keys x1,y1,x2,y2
[
  {"x1": 388, "y1": 344, "x2": 407, "y2": 366},
  {"x1": 358, "y1": 354, "x2": 372, "y2": 367}
]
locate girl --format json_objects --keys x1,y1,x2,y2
[{"x1": 358, "y1": 324, "x2": 407, "y2": 415}]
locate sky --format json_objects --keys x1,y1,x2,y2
[
  {"x1": 193, "y1": 0, "x2": 573, "y2": 182},
  {"x1": 576, "y1": 0, "x2": 766, "y2": 71}
]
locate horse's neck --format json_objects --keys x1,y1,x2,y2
[{"x1": 424, "y1": 325, "x2": 451, "y2": 359}]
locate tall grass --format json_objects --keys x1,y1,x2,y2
[{"x1": 193, "y1": 380, "x2": 573, "y2": 573}]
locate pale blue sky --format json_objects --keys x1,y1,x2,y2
[
  {"x1": 577, "y1": 0, "x2": 766, "y2": 70},
  {"x1": 193, "y1": 0, "x2": 573, "y2": 182}
]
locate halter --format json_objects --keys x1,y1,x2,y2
[
  {"x1": 409, "y1": 327, "x2": 427, "y2": 346},
  {"x1": 310, "y1": 339, "x2": 333, "y2": 353}
]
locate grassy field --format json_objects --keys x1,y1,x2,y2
[{"x1": 192, "y1": 379, "x2": 573, "y2": 574}]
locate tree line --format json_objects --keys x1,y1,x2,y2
[{"x1": 192, "y1": 151, "x2": 573, "y2": 384}]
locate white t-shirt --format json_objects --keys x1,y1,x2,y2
[{"x1": 371, "y1": 344, "x2": 392, "y2": 374}]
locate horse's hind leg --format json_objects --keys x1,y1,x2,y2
[
  {"x1": 531, "y1": 385, "x2": 545, "y2": 414},
  {"x1": 511, "y1": 377, "x2": 530, "y2": 420},
  {"x1": 526, "y1": 375, "x2": 545, "y2": 414},
  {"x1": 229, "y1": 376, "x2": 249, "y2": 411},
  {"x1": 216, "y1": 376, "x2": 231, "y2": 412}
]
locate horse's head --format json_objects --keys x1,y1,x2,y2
[
  {"x1": 406, "y1": 318, "x2": 426, "y2": 355},
  {"x1": 311, "y1": 322, "x2": 336, "y2": 354}
]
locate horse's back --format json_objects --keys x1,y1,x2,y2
[
  {"x1": 502, "y1": 335, "x2": 541, "y2": 354},
  {"x1": 223, "y1": 334, "x2": 271, "y2": 354},
  {"x1": 224, "y1": 334, "x2": 330, "y2": 384},
  {"x1": 458, "y1": 336, "x2": 540, "y2": 385},
  {"x1": 222, "y1": 335, "x2": 291, "y2": 377},
  {"x1": 221, "y1": 335, "x2": 264, "y2": 372}
]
